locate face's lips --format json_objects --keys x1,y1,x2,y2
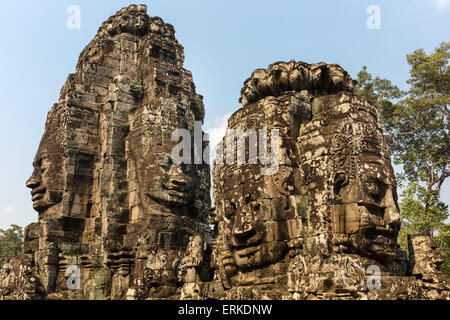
[
  {"x1": 166, "y1": 188, "x2": 188, "y2": 198},
  {"x1": 362, "y1": 224, "x2": 398, "y2": 239},
  {"x1": 231, "y1": 236, "x2": 263, "y2": 257},
  {"x1": 31, "y1": 186, "x2": 45, "y2": 196},
  {"x1": 32, "y1": 194, "x2": 44, "y2": 202},
  {"x1": 165, "y1": 185, "x2": 188, "y2": 192},
  {"x1": 375, "y1": 226, "x2": 398, "y2": 237},
  {"x1": 31, "y1": 187, "x2": 46, "y2": 202},
  {"x1": 164, "y1": 183, "x2": 191, "y2": 198},
  {"x1": 222, "y1": 256, "x2": 235, "y2": 267},
  {"x1": 271, "y1": 124, "x2": 284, "y2": 129},
  {"x1": 233, "y1": 244, "x2": 261, "y2": 257},
  {"x1": 358, "y1": 225, "x2": 397, "y2": 255}
]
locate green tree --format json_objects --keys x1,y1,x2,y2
[
  {"x1": 354, "y1": 65, "x2": 405, "y2": 145},
  {"x1": 436, "y1": 224, "x2": 450, "y2": 277},
  {"x1": 355, "y1": 42, "x2": 450, "y2": 257},
  {"x1": 0, "y1": 224, "x2": 24, "y2": 265},
  {"x1": 397, "y1": 183, "x2": 448, "y2": 251},
  {"x1": 393, "y1": 42, "x2": 450, "y2": 199}
]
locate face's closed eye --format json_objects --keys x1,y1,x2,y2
[
  {"x1": 224, "y1": 200, "x2": 236, "y2": 220},
  {"x1": 363, "y1": 178, "x2": 387, "y2": 203}
]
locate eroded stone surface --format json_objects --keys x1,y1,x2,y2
[
  {"x1": 210, "y1": 61, "x2": 450, "y2": 300},
  {"x1": 0, "y1": 6, "x2": 448, "y2": 300},
  {"x1": 1, "y1": 4, "x2": 211, "y2": 300}
]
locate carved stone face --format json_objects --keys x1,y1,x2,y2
[
  {"x1": 214, "y1": 93, "x2": 310, "y2": 273},
  {"x1": 221, "y1": 190, "x2": 290, "y2": 271},
  {"x1": 330, "y1": 109, "x2": 401, "y2": 263},
  {"x1": 145, "y1": 161, "x2": 195, "y2": 207},
  {"x1": 26, "y1": 110, "x2": 65, "y2": 215},
  {"x1": 333, "y1": 156, "x2": 401, "y2": 261},
  {"x1": 104, "y1": 5, "x2": 150, "y2": 36}
]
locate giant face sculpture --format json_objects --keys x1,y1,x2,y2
[
  {"x1": 330, "y1": 105, "x2": 401, "y2": 263},
  {"x1": 102, "y1": 4, "x2": 150, "y2": 36},
  {"x1": 144, "y1": 154, "x2": 195, "y2": 208},
  {"x1": 220, "y1": 184, "x2": 291, "y2": 271},
  {"x1": 18, "y1": 4, "x2": 214, "y2": 299},
  {"x1": 26, "y1": 106, "x2": 65, "y2": 216},
  {"x1": 128, "y1": 101, "x2": 206, "y2": 219},
  {"x1": 297, "y1": 92, "x2": 402, "y2": 265},
  {"x1": 214, "y1": 61, "x2": 402, "y2": 294},
  {"x1": 214, "y1": 92, "x2": 310, "y2": 275}
]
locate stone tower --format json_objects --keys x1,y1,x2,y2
[
  {"x1": 211, "y1": 60, "x2": 450, "y2": 299},
  {"x1": 2, "y1": 5, "x2": 211, "y2": 300}
]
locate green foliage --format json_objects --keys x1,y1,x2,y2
[
  {"x1": 401, "y1": 182, "x2": 448, "y2": 235},
  {"x1": 355, "y1": 65, "x2": 405, "y2": 104},
  {"x1": 356, "y1": 43, "x2": 449, "y2": 191},
  {"x1": 392, "y1": 42, "x2": 450, "y2": 191},
  {"x1": 398, "y1": 182, "x2": 448, "y2": 251},
  {"x1": 0, "y1": 224, "x2": 24, "y2": 265},
  {"x1": 435, "y1": 224, "x2": 450, "y2": 278},
  {"x1": 354, "y1": 66, "x2": 406, "y2": 153}
]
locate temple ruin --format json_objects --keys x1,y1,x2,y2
[{"x1": 0, "y1": 5, "x2": 448, "y2": 300}]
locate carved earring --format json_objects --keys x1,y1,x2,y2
[{"x1": 333, "y1": 172, "x2": 349, "y2": 195}]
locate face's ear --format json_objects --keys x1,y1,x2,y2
[{"x1": 333, "y1": 172, "x2": 349, "y2": 195}]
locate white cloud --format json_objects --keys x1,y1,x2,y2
[
  {"x1": 0, "y1": 205, "x2": 17, "y2": 214},
  {"x1": 433, "y1": 0, "x2": 450, "y2": 8},
  {"x1": 204, "y1": 113, "x2": 231, "y2": 164}
]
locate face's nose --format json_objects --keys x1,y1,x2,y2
[
  {"x1": 26, "y1": 175, "x2": 40, "y2": 189},
  {"x1": 384, "y1": 206, "x2": 401, "y2": 232},
  {"x1": 170, "y1": 178, "x2": 187, "y2": 187},
  {"x1": 167, "y1": 165, "x2": 192, "y2": 187},
  {"x1": 168, "y1": 164, "x2": 183, "y2": 175},
  {"x1": 233, "y1": 212, "x2": 255, "y2": 239},
  {"x1": 383, "y1": 189, "x2": 401, "y2": 232}
]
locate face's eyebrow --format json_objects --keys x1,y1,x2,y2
[
  {"x1": 33, "y1": 158, "x2": 42, "y2": 167},
  {"x1": 365, "y1": 176, "x2": 389, "y2": 188},
  {"x1": 33, "y1": 155, "x2": 48, "y2": 167}
]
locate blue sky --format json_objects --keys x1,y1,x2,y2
[{"x1": 0, "y1": 0, "x2": 449, "y2": 229}]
